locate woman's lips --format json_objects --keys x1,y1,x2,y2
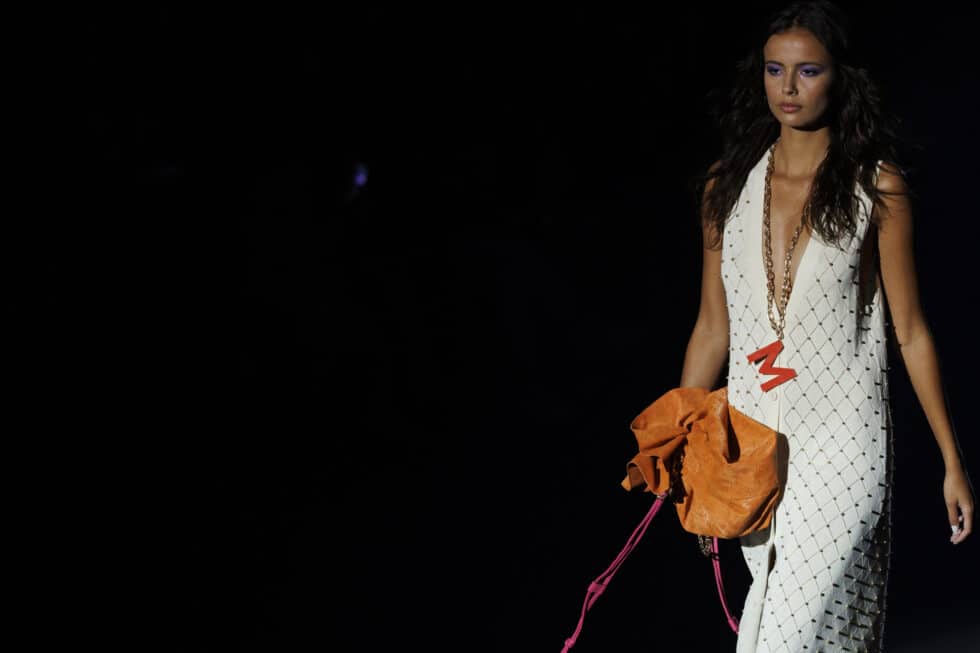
[{"x1": 780, "y1": 104, "x2": 802, "y2": 112}]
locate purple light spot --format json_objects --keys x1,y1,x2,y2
[{"x1": 353, "y1": 162, "x2": 368, "y2": 188}]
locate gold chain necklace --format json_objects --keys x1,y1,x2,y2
[
  {"x1": 762, "y1": 140, "x2": 812, "y2": 341},
  {"x1": 746, "y1": 140, "x2": 812, "y2": 391}
]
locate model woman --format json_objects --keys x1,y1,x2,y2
[{"x1": 682, "y1": 1, "x2": 974, "y2": 650}]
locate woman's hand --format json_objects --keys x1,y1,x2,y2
[{"x1": 944, "y1": 466, "x2": 974, "y2": 545}]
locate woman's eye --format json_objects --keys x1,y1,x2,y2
[{"x1": 766, "y1": 66, "x2": 822, "y2": 77}]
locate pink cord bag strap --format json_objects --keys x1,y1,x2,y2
[{"x1": 560, "y1": 492, "x2": 740, "y2": 652}]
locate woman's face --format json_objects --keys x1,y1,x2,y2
[{"x1": 763, "y1": 27, "x2": 835, "y2": 128}]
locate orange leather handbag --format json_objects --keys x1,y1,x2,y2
[{"x1": 561, "y1": 386, "x2": 783, "y2": 651}]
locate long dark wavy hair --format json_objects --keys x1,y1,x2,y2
[{"x1": 694, "y1": 0, "x2": 913, "y2": 251}]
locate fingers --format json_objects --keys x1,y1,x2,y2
[
  {"x1": 951, "y1": 501, "x2": 973, "y2": 545},
  {"x1": 947, "y1": 501, "x2": 960, "y2": 540},
  {"x1": 950, "y1": 514, "x2": 964, "y2": 543}
]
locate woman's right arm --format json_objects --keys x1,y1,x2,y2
[{"x1": 679, "y1": 165, "x2": 730, "y2": 389}]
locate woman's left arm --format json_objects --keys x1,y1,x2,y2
[{"x1": 875, "y1": 162, "x2": 974, "y2": 544}]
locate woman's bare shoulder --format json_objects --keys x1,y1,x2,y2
[{"x1": 874, "y1": 160, "x2": 908, "y2": 193}]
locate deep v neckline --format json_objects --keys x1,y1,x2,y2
[
  {"x1": 766, "y1": 206, "x2": 814, "y2": 316},
  {"x1": 751, "y1": 147, "x2": 820, "y2": 333}
]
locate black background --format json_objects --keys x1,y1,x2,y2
[{"x1": 61, "y1": 2, "x2": 980, "y2": 650}]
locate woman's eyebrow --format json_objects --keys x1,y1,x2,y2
[{"x1": 765, "y1": 60, "x2": 825, "y2": 67}]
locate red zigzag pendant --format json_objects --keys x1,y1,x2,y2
[{"x1": 746, "y1": 339, "x2": 796, "y2": 391}]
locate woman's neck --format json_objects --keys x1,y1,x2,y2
[{"x1": 775, "y1": 128, "x2": 832, "y2": 180}]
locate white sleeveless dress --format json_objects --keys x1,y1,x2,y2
[{"x1": 721, "y1": 149, "x2": 894, "y2": 652}]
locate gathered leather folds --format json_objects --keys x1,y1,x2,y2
[{"x1": 621, "y1": 386, "x2": 782, "y2": 539}]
